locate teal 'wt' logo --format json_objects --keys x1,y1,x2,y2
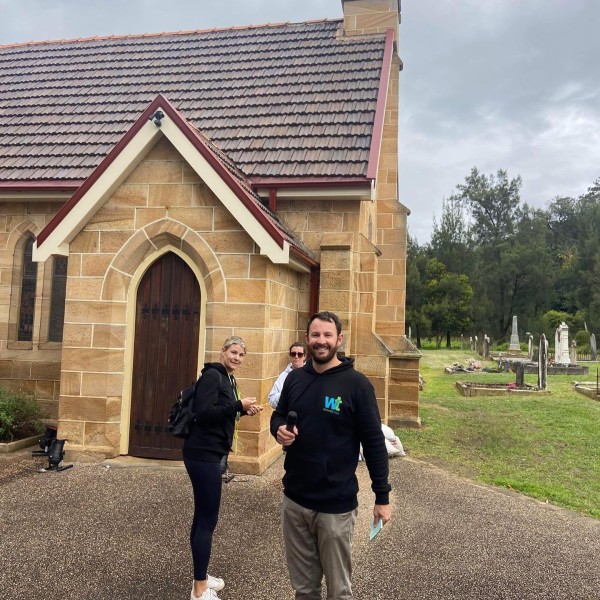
[{"x1": 324, "y1": 395, "x2": 342, "y2": 413}]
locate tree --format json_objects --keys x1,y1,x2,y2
[
  {"x1": 430, "y1": 195, "x2": 473, "y2": 277},
  {"x1": 456, "y1": 168, "x2": 521, "y2": 245},
  {"x1": 422, "y1": 259, "x2": 473, "y2": 348},
  {"x1": 454, "y1": 167, "x2": 523, "y2": 340},
  {"x1": 405, "y1": 234, "x2": 431, "y2": 348}
]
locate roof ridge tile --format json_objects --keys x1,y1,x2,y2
[{"x1": 0, "y1": 18, "x2": 342, "y2": 50}]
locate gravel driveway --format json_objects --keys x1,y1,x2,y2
[{"x1": 1, "y1": 447, "x2": 599, "y2": 599}]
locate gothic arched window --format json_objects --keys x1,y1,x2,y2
[
  {"x1": 17, "y1": 236, "x2": 37, "y2": 341},
  {"x1": 48, "y1": 256, "x2": 68, "y2": 342}
]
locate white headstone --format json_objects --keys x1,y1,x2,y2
[
  {"x1": 557, "y1": 322, "x2": 570, "y2": 364},
  {"x1": 508, "y1": 315, "x2": 520, "y2": 351},
  {"x1": 538, "y1": 334, "x2": 548, "y2": 390}
]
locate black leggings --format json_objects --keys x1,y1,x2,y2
[{"x1": 184, "y1": 458, "x2": 223, "y2": 580}]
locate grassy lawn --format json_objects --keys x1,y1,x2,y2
[{"x1": 396, "y1": 348, "x2": 600, "y2": 519}]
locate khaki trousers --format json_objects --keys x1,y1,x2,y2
[{"x1": 282, "y1": 496, "x2": 358, "y2": 600}]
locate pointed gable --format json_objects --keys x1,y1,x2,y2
[{"x1": 34, "y1": 95, "x2": 316, "y2": 269}]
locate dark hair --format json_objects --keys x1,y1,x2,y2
[
  {"x1": 306, "y1": 311, "x2": 342, "y2": 335},
  {"x1": 289, "y1": 341, "x2": 305, "y2": 353}
]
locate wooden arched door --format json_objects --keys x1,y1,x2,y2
[{"x1": 129, "y1": 252, "x2": 200, "y2": 459}]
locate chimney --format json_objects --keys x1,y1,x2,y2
[{"x1": 341, "y1": 0, "x2": 400, "y2": 43}]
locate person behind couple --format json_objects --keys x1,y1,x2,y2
[
  {"x1": 268, "y1": 342, "x2": 306, "y2": 409},
  {"x1": 270, "y1": 311, "x2": 392, "y2": 600},
  {"x1": 183, "y1": 335, "x2": 262, "y2": 600}
]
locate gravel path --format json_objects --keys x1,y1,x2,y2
[{"x1": 1, "y1": 447, "x2": 599, "y2": 599}]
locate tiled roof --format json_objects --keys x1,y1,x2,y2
[{"x1": 0, "y1": 20, "x2": 387, "y2": 183}]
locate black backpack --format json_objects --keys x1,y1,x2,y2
[{"x1": 167, "y1": 380, "x2": 198, "y2": 439}]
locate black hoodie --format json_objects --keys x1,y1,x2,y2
[
  {"x1": 270, "y1": 356, "x2": 391, "y2": 513},
  {"x1": 183, "y1": 362, "x2": 244, "y2": 462}
]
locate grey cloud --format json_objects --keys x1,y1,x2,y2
[{"x1": 400, "y1": 0, "x2": 600, "y2": 242}]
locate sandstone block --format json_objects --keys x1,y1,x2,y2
[
  {"x1": 70, "y1": 231, "x2": 99, "y2": 254},
  {"x1": 66, "y1": 277, "x2": 103, "y2": 301},
  {"x1": 57, "y1": 419, "x2": 85, "y2": 445},
  {"x1": 81, "y1": 254, "x2": 112, "y2": 277},
  {"x1": 99, "y1": 231, "x2": 133, "y2": 253},
  {"x1": 105, "y1": 183, "x2": 149, "y2": 208},
  {"x1": 93, "y1": 324, "x2": 127, "y2": 349},
  {"x1": 127, "y1": 160, "x2": 183, "y2": 185},
  {"x1": 62, "y1": 323, "x2": 93, "y2": 347},
  {"x1": 211, "y1": 302, "x2": 266, "y2": 329},
  {"x1": 61, "y1": 347, "x2": 125, "y2": 373},
  {"x1": 34, "y1": 379, "x2": 56, "y2": 400},
  {"x1": 83, "y1": 421, "x2": 121, "y2": 450},
  {"x1": 65, "y1": 300, "x2": 126, "y2": 325},
  {"x1": 60, "y1": 371, "x2": 81, "y2": 396},
  {"x1": 320, "y1": 249, "x2": 351, "y2": 271},
  {"x1": 30, "y1": 361, "x2": 61, "y2": 380},
  {"x1": 219, "y1": 254, "x2": 251, "y2": 279},
  {"x1": 81, "y1": 372, "x2": 124, "y2": 398},
  {"x1": 89, "y1": 207, "x2": 135, "y2": 231},
  {"x1": 135, "y1": 207, "x2": 168, "y2": 228},
  {"x1": 201, "y1": 231, "x2": 255, "y2": 254},
  {"x1": 320, "y1": 269, "x2": 351, "y2": 291},
  {"x1": 227, "y1": 279, "x2": 266, "y2": 304},
  {"x1": 149, "y1": 184, "x2": 194, "y2": 208},
  {"x1": 59, "y1": 395, "x2": 115, "y2": 422}
]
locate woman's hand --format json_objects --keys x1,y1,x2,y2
[{"x1": 241, "y1": 397, "x2": 263, "y2": 415}]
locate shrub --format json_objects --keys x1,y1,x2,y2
[
  {"x1": 0, "y1": 387, "x2": 43, "y2": 443},
  {"x1": 575, "y1": 330, "x2": 591, "y2": 354}
]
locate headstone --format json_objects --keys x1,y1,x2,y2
[
  {"x1": 460, "y1": 334, "x2": 464, "y2": 350},
  {"x1": 570, "y1": 340, "x2": 577, "y2": 364},
  {"x1": 482, "y1": 335, "x2": 490, "y2": 358},
  {"x1": 474, "y1": 335, "x2": 479, "y2": 355},
  {"x1": 469, "y1": 336, "x2": 474, "y2": 352},
  {"x1": 591, "y1": 333, "x2": 597, "y2": 361},
  {"x1": 515, "y1": 362, "x2": 525, "y2": 387},
  {"x1": 528, "y1": 334, "x2": 534, "y2": 360},
  {"x1": 508, "y1": 315, "x2": 520, "y2": 351},
  {"x1": 554, "y1": 327, "x2": 560, "y2": 362},
  {"x1": 538, "y1": 334, "x2": 548, "y2": 390},
  {"x1": 557, "y1": 322, "x2": 570, "y2": 364}
]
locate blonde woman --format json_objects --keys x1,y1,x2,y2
[{"x1": 183, "y1": 336, "x2": 262, "y2": 600}]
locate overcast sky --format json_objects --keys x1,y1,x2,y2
[{"x1": 1, "y1": 0, "x2": 598, "y2": 243}]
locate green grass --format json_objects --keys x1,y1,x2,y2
[{"x1": 397, "y1": 349, "x2": 600, "y2": 519}]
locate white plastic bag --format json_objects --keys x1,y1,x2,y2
[{"x1": 359, "y1": 424, "x2": 406, "y2": 459}]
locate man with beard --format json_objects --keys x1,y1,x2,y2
[{"x1": 270, "y1": 311, "x2": 392, "y2": 600}]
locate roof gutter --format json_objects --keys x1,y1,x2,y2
[
  {"x1": 252, "y1": 178, "x2": 373, "y2": 202},
  {"x1": 0, "y1": 181, "x2": 82, "y2": 198}
]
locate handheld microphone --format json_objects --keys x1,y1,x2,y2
[
  {"x1": 283, "y1": 411, "x2": 297, "y2": 452},
  {"x1": 286, "y1": 411, "x2": 298, "y2": 432}
]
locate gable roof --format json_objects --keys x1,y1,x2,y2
[
  {"x1": 33, "y1": 94, "x2": 317, "y2": 270},
  {"x1": 0, "y1": 20, "x2": 391, "y2": 186}
]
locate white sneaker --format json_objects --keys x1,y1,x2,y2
[
  {"x1": 190, "y1": 587, "x2": 220, "y2": 600},
  {"x1": 207, "y1": 574, "x2": 225, "y2": 591}
]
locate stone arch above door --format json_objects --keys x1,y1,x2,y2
[
  {"x1": 106, "y1": 219, "x2": 226, "y2": 456},
  {"x1": 102, "y1": 218, "x2": 225, "y2": 304}
]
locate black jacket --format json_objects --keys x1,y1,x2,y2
[
  {"x1": 183, "y1": 362, "x2": 244, "y2": 462},
  {"x1": 270, "y1": 356, "x2": 391, "y2": 513}
]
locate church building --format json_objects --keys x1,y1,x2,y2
[{"x1": 0, "y1": 0, "x2": 420, "y2": 472}]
